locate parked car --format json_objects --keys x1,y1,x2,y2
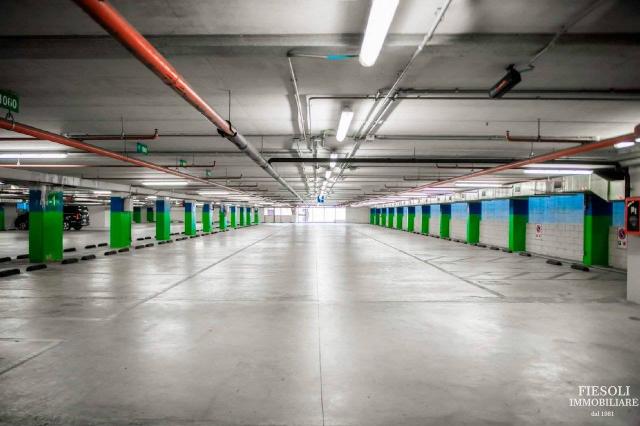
[{"x1": 15, "y1": 205, "x2": 90, "y2": 231}]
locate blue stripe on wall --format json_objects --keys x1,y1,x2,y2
[
  {"x1": 612, "y1": 201, "x2": 624, "y2": 226},
  {"x1": 528, "y1": 194, "x2": 584, "y2": 224},
  {"x1": 481, "y1": 199, "x2": 509, "y2": 221},
  {"x1": 451, "y1": 203, "x2": 468, "y2": 219}
]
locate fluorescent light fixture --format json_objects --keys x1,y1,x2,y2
[
  {"x1": 146, "y1": 195, "x2": 157, "y2": 200},
  {"x1": 325, "y1": 170, "x2": 332, "y2": 179},
  {"x1": 614, "y1": 141, "x2": 635, "y2": 149},
  {"x1": 0, "y1": 153, "x2": 68, "y2": 159},
  {"x1": 455, "y1": 183, "x2": 503, "y2": 188},
  {"x1": 359, "y1": 0, "x2": 400, "y2": 67},
  {"x1": 523, "y1": 169, "x2": 593, "y2": 175},
  {"x1": 336, "y1": 109, "x2": 354, "y2": 142},
  {"x1": 524, "y1": 164, "x2": 596, "y2": 169},
  {"x1": 141, "y1": 180, "x2": 189, "y2": 186},
  {"x1": 197, "y1": 190, "x2": 232, "y2": 195},
  {"x1": 93, "y1": 190, "x2": 112, "y2": 195},
  {"x1": 329, "y1": 152, "x2": 338, "y2": 168}
]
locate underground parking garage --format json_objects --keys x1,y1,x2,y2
[{"x1": 0, "y1": 0, "x2": 640, "y2": 424}]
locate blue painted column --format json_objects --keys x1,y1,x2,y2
[
  {"x1": 202, "y1": 203, "x2": 212, "y2": 232},
  {"x1": 110, "y1": 196, "x2": 132, "y2": 249},
  {"x1": 155, "y1": 197, "x2": 171, "y2": 240}
]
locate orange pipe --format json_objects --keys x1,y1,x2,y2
[
  {"x1": 73, "y1": 0, "x2": 234, "y2": 136},
  {"x1": 0, "y1": 118, "x2": 238, "y2": 192}
]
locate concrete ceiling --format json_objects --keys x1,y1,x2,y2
[{"x1": 0, "y1": 0, "x2": 639, "y2": 205}]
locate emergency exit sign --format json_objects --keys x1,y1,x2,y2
[
  {"x1": 136, "y1": 142, "x2": 149, "y2": 155},
  {"x1": 179, "y1": 159, "x2": 187, "y2": 167},
  {"x1": 0, "y1": 90, "x2": 19, "y2": 113}
]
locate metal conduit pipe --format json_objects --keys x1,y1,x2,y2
[
  {"x1": 0, "y1": 130, "x2": 160, "y2": 142},
  {"x1": 0, "y1": 118, "x2": 246, "y2": 194},
  {"x1": 327, "y1": 0, "x2": 453, "y2": 196},
  {"x1": 73, "y1": 0, "x2": 303, "y2": 202},
  {"x1": 267, "y1": 157, "x2": 616, "y2": 166}
]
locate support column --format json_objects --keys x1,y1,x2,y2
[
  {"x1": 184, "y1": 200, "x2": 196, "y2": 235},
  {"x1": 407, "y1": 206, "x2": 415, "y2": 232},
  {"x1": 583, "y1": 194, "x2": 611, "y2": 266},
  {"x1": 230, "y1": 206, "x2": 237, "y2": 228},
  {"x1": 440, "y1": 204, "x2": 451, "y2": 238},
  {"x1": 155, "y1": 197, "x2": 170, "y2": 241},
  {"x1": 219, "y1": 205, "x2": 228, "y2": 230},
  {"x1": 202, "y1": 203, "x2": 212, "y2": 233},
  {"x1": 421, "y1": 205, "x2": 431, "y2": 234},
  {"x1": 146, "y1": 206, "x2": 155, "y2": 223},
  {"x1": 395, "y1": 207, "x2": 403, "y2": 229},
  {"x1": 29, "y1": 187, "x2": 63, "y2": 262},
  {"x1": 245, "y1": 206, "x2": 251, "y2": 226},
  {"x1": 387, "y1": 207, "x2": 394, "y2": 228},
  {"x1": 0, "y1": 204, "x2": 4, "y2": 231},
  {"x1": 508, "y1": 199, "x2": 528, "y2": 252},
  {"x1": 239, "y1": 206, "x2": 246, "y2": 227},
  {"x1": 133, "y1": 206, "x2": 142, "y2": 223},
  {"x1": 253, "y1": 207, "x2": 260, "y2": 224},
  {"x1": 370, "y1": 208, "x2": 375, "y2": 224},
  {"x1": 467, "y1": 202, "x2": 481, "y2": 244},
  {"x1": 110, "y1": 196, "x2": 132, "y2": 249},
  {"x1": 381, "y1": 208, "x2": 387, "y2": 227}
]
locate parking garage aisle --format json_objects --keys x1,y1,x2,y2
[{"x1": 0, "y1": 224, "x2": 639, "y2": 425}]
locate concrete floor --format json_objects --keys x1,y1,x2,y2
[
  {"x1": 0, "y1": 223, "x2": 188, "y2": 259},
  {"x1": 0, "y1": 224, "x2": 639, "y2": 425}
]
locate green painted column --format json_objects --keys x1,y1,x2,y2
[
  {"x1": 155, "y1": 197, "x2": 171, "y2": 241},
  {"x1": 375, "y1": 208, "x2": 381, "y2": 226},
  {"x1": 202, "y1": 203, "x2": 212, "y2": 232},
  {"x1": 0, "y1": 205, "x2": 5, "y2": 231},
  {"x1": 184, "y1": 201, "x2": 196, "y2": 235},
  {"x1": 146, "y1": 206, "x2": 155, "y2": 223},
  {"x1": 467, "y1": 202, "x2": 481, "y2": 244},
  {"x1": 230, "y1": 206, "x2": 238, "y2": 228},
  {"x1": 381, "y1": 208, "x2": 387, "y2": 227},
  {"x1": 29, "y1": 188, "x2": 63, "y2": 262},
  {"x1": 110, "y1": 196, "x2": 132, "y2": 249},
  {"x1": 407, "y1": 206, "x2": 415, "y2": 232},
  {"x1": 133, "y1": 206, "x2": 142, "y2": 223},
  {"x1": 395, "y1": 207, "x2": 403, "y2": 229},
  {"x1": 440, "y1": 204, "x2": 451, "y2": 238},
  {"x1": 253, "y1": 207, "x2": 260, "y2": 224},
  {"x1": 370, "y1": 208, "x2": 375, "y2": 224},
  {"x1": 239, "y1": 207, "x2": 245, "y2": 227},
  {"x1": 219, "y1": 205, "x2": 228, "y2": 230},
  {"x1": 387, "y1": 207, "x2": 394, "y2": 228},
  {"x1": 421, "y1": 205, "x2": 431, "y2": 234},
  {"x1": 246, "y1": 207, "x2": 252, "y2": 226},
  {"x1": 583, "y1": 194, "x2": 611, "y2": 266},
  {"x1": 508, "y1": 199, "x2": 528, "y2": 252}
]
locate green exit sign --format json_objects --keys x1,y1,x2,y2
[
  {"x1": 136, "y1": 142, "x2": 149, "y2": 155},
  {"x1": 179, "y1": 159, "x2": 187, "y2": 167},
  {"x1": 205, "y1": 169, "x2": 212, "y2": 177},
  {"x1": 0, "y1": 89, "x2": 19, "y2": 113}
]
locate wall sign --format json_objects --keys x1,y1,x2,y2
[
  {"x1": 617, "y1": 227, "x2": 627, "y2": 249},
  {"x1": 136, "y1": 142, "x2": 149, "y2": 155},
  {"x1": 0, "y1": 89, "x2": 19, "y2": 113},
  {"x1": 535, "y1": 223, "x2": 543, "y2": 239}
]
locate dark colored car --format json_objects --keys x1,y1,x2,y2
[{"x1": 15, "y1": 205, "x2": 90, "y2": 231}]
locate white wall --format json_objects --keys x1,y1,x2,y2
[
  {"x1": 431, "y1": 216, "x2": 441, "y2": 236},
  {"x1": 345, "y1": 207, "x2": 369, "y2": 224},
  {"x1": 480, "y1": 220, "x2": 509, "y2": 248},
  {"x1": 525, "y1": 223, "x2": 583, "y2": 262},
  {"x1": 86, "y1": 205, "x2": 109, "y2": 230},
  {"x1": 450, "y1": 219, "x2": 466, "y2": 240}
]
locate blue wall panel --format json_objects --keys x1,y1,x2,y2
[
  {"x1": 481, "y1": 199, "x2": 509, "y2": 221},
  {"x1": 528, "y1": 194, "x2": 584, "y2": 224},
  {"x1": 451, "y1": 203, "x2": 468, "y2": 219},
  {"x1": 612, "y1": 201, "x2": 624, "y2": 227}
]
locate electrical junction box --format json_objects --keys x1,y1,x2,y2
[{"x1": 625, "y1": 197, "x2": 640, "y2": 235}]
